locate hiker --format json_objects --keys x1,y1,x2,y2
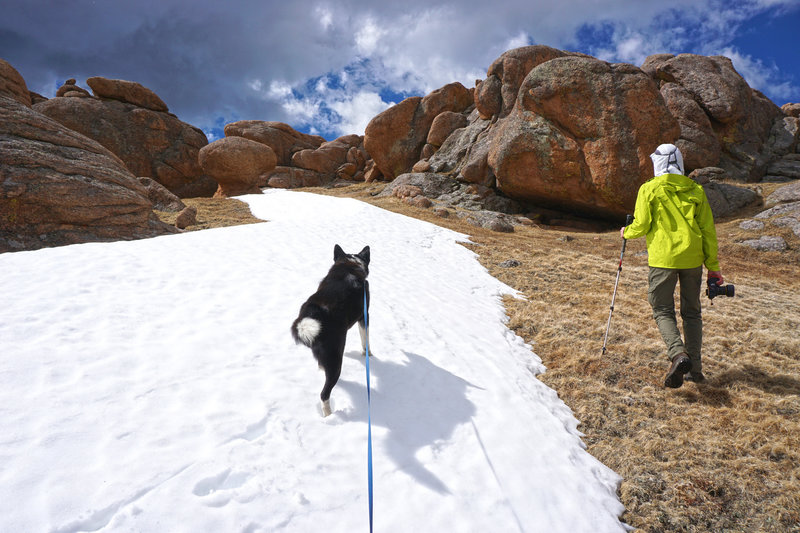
[{"x1": 621, "y1": 143, "x2": 721, "y2": 388}]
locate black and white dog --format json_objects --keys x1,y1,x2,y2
[{"x1": 291, "y1": 244, "x2": 371, "y2": 417}]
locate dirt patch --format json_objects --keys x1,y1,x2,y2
[{"x1": 155, "y1": 197, "x2": 264, "y2": 231}]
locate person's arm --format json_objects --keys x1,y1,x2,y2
[
  {"x1": 622, "y1": 185, "x2": 651, "y2": 240},
  {"x1": 697, "y1": 188, "x2": 721, "y2": 277}
]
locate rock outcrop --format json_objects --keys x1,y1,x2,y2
[
  {"x1": 198, "y1": 136, "x2": 277, "y2": 197},
  {"x1": 86, "y1": 76, "x2": 169, "y2": 112},
  {"x1": 364, "y1": 82, "x2": 473, "y2": 180},
  {"x1": 289, "y1": 134, "x2": 364, "y2": 183},
  {"x1": 138, "y1": 177, "x2": 186, "y2": 212},
  {"x1": 659, "y1": 82, "x2": 721, "y2": 171},
  {"x1": 642, "y1": 54, "x2": 784, "y2": 181},
  {"x1": 3, "y1": 46, "x2": 798, "y2": 252},
  {"x1": 738, "y1": 180, "x2": 800, "y2": 246},
  {"x1": 0, "y1": 59, "x2": 32, "y2": 106},
  {"x1": 783, "y1": 103, "x2": 800, "y2": 118},
  {"x1": 56, "y1": 78, "x2": 91, "y2": 98},
  {"x1": 489, "y1": 56, "x2": 679, "y2": 218},
  {"x1": 224, "y1": 121, "x2": 372, "y2": 189},
  {"x1": 476, "y1": 46, "x2": 576, "y2": 119},
  {"x1": 0, "y1": 94, "x2": 177, "y2": 253},
  {"x1": 223, "y1": 121, "x2": 325, "y2": 166},
  {"x1": 369, "y1": 48, "x2": 683, "y2": 219},
  {"x1": 369, "y1": 46, "x2": 799, "y2": 221},
  {"x1": 427, "y1": 111, "x2": 468, "y2": 148},
  {"x1": 765, "y1": 180, "x2": 800, "y2": 206},
  {"x1": 33, "y1": 77, "x2": 215, "y2": 198}
]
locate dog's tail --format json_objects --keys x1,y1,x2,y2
[{"x1": 291, "y1": 317, "x2": 321, "y2": 346}]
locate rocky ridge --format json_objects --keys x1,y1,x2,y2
[
  {"x1": 2, "y1": 46, "x2": 799, "y2": 252},
  {"x1": 34, "y1": 77, "x2": 215, "y2": 198},
  {"x1": 0, "y1": 89, "x2": 178, "y2": 252},
  {"x1": 373, "y1": 47, "x2": 798, "y2": 228}
]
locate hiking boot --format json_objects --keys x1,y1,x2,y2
[
  {"x1": 684, "y1": 371, "x2": 706, "y2": 383},
  {"x1": 664, "y1": 353, "x2": 692, "y2": 388}
]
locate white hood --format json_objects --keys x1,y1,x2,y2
[{"x1": 650, "y1": 143, "x2": 685, "y2": 176}]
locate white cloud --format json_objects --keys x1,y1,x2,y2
[
  {"x1": 7, "y1": 0, "x2": 798, "y2": 138},
  {"x1": 315, "y1": 5, "x2": 334, "y2": 31},
  {"x1": 355, "y1": 18, "x2": 384, "y2": 56},
  {"x1": 267, "y1": 80, "x2": 293, "y2": 99},
  {"x1": 329, "y1": 91, "x2": 395, "y2": 136},
  {"x1": 505, "y1": 32, "x2": 532, "y2": 51},
  {"x1": 278, "y1": 0, "x2": 799, "y2": 134},
  {"x1": 720, "y1": 46, "x2": 800, "y2": 100},
  {"x1": 281, "y1": 96, "x2": 319, "y2": 123}
]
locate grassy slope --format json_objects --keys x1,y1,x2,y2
[{"x1": 162, "y1": 184, "x2": 800, "y2": 532}]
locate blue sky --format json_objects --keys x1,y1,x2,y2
[{"x1": 2, "y1": 0, "x2": 798, "y2": 142}]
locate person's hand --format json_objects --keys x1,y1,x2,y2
[
  {"x1": 708, "y1": 271, "x2": 723, "y2": 285},
  {"x1": 620, "y1": 227, "x2": 626, "y2": 239}
]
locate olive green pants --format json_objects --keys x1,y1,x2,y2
[{"x1": 648, "y1": 266, "x2": 703, "y2": 372}]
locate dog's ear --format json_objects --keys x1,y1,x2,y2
[
  {"x1": 334, "y1": 244, "x2": 346, "y2": 261},
  {"x1": 358, "y1": 245, "x2": 370, "y2": 265}
]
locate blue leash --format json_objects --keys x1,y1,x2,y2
[{"x1": 364, "y1": 288, "x2": 374, "y2": 532}]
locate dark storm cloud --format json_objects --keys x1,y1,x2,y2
[{"x1": 2, "y1": 0, "x2": 798, "y2": 139}]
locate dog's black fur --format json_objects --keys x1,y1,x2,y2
[{"x1": 291, "y1": 244, "x2": 370, "y2": 416}]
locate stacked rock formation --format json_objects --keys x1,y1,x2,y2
[
  {"x1": 0, "y1": 59, "x2": 177, "y2": 253},
  {"x1": 34, "y1": 76, "x2": 215, "y2": 197},
  {"x1": 222, "y1": 120, "x2": 372, "y2": 189}
]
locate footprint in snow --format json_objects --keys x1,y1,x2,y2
[{"x1": 192, "y1": 469, "x2": 251, "y2": 507}]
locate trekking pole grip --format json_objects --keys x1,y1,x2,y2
[{"x1": 621, "y1": 214, "x2": 633, "y2": 251}]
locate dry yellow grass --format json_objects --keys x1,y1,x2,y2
[
  {"x1": 164, "y1": 184, "x2": 800, "y2": 532},
  {"x1": 155, "y1": 197, "x2": 264, "y2": 230}
]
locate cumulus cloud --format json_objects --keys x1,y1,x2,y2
[
  {"x1": 329, "y1": 91, "x2": 395, "y2": 136},
  {"x1": 1, "y1": 0, "x2": 797, "y2": 140},
  {"x1": 720, "y1": 47, "x2": 799, "y2": 101},
  {"x1": 262, "y1": 71, "x2": 395, "y2": 137}
]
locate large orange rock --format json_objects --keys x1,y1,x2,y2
[
  {"x1": 224, "y1": 121, "x2": 325, "y2": 166},
  {"x1": 226, "y1": 123, "x2": 369, "y2": 188},
  {"x1": 642, "y1": 53, "x2": 782, "y2": 181},
  {"x1": 659, "y1": 82, "x2": 720, "y2": 172},
  {"x1": 474, "y1": 75, "x2": 502, "y2": 119},
  {"x1": 199, "y1": 136, "x2": 277, "y2": 197},
  {"x1": 0, "y1": 58, "x2": 32, "y2": 107},
  {"x1": 642, "y1": 54, "x2": 750, "y2": 124},
  {"x1": 291, "y1": 134, "x2": 361, "y2": 176},
  {"x1": 34, "y1": 92, "x2": 215, "y2": 197},
  {"x1": 427, "y1": 111, "x2": 467, "y2": 147},
  {"x1": 483, "y1": 45, "x2": 573, "y2": 118},
  {"x1": 87, "y1": 76, "x2": 169, "y2": 112},
  {"x1": 263, "y1": 166, "x2": 326, "y2": 188},
  {"x1": 0, "y1": 95, "x2": 176, "y2": 253},
  {"x1": 488, "y1": 56, "x2": 679, "y2": 218},
  {"x1": 364, "y1": 82, "x2": 472, "y2": 179},
  {"x1": 364, "y1": 96, "x2": 421, "y2": 180}
]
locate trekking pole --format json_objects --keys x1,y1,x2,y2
[{"x1": 601, "y1": 214, "x2": 634, "y2": 355}]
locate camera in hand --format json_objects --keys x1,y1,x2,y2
[{"x1": 706, "y1": 279, "x2": 735, "y2": 300}]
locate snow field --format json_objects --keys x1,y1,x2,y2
[{"x1": 0, "y1": 190, "x2": 627, "y2": 532}]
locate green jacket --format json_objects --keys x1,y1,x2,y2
[{"x1": 623, "y1": 173, "x2": 720, "y2": 271}]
